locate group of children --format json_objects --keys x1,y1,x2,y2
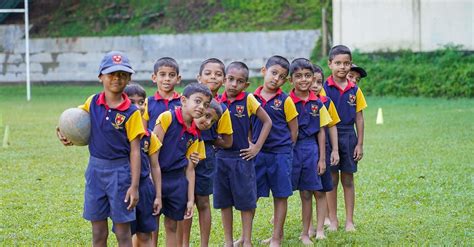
[{"x1": 57, "y1": 44, "x2": 367, "y2": 246}]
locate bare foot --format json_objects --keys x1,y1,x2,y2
[
  {"x1": 324, "y1": 217, "x2": 331, "y2": 227},
  {"x1": 308, "y1": 226, "x2": 316, "y2": 238},
  {"x1": 233, "y1": 238, "x2": 243, "y2": 247},
  {"x1": 345, "y1": 222, "x2": 356, "y2": 232},
  {"x1": 261, "y1": 237, "x2": 272, "y2": 245},
  {"x1": 328, "y1": 220, "x2": 339, "y2": 231},
  {"x1": 269, "y1": 238, "x2": 281, "y2": 247},
  {"x1": 300, "y1": 234, "x2": 313, "y2": 246},
  {"x1": 315, "y1": 230, "x2": 326, "y2": 240}
]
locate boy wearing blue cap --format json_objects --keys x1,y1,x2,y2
[{"x1": 57, "y1": 51, "x2": 145, "y2": 246}]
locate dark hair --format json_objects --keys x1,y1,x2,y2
[
  {"x1": 124, "y1": 83, "x2": 146, "y2": 98},
  {"x1": 209, "y1": 99, "x2": 223, "y2": 119},
  {"x1": 154, "y1": 57, "x2": 179, "y2": 74},
  {"x1": 183, "y1": 82, "x2": 213, "y2": 99},
  {"x1": 312, "y1": 64, "x2": 325, "y2": 82},
  {"x1": 328, "y1": 45, "x2": 352, "y2": 61},
  {"x1": 289, "y1": 58, "x2": 314, "y2": 76},
  {"x1": 225, "y1": 61, "x2": 249, "y2": 81},
  {"x1": 265, "y1": 55, "x2": 290, "y2": 73},
  {"x1": 199, "y1": 58, "x2": 225, "y2": 76}
]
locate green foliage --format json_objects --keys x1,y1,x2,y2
[
  {"x1": 35, "y1": 0, "x2": 321, "y2": 37},
  {"x1": 1, "y1": 86, "x2": 473, "y2": 245},
  {"x1": 312, "y1": 46, "x2": 474, "y2": 98}
]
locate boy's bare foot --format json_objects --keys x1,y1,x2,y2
[
  {"x1": 308, "y1": 226, "x2": 316, "y2": 238},
  {"x1": 300, "y1": 234, "x2": 313, "y2": 246},
  {"x1": 324, "y1": 217, "x2": 331, "y2": 227},
  {"x1": 345, "y1": 222, "x2": 356, "y2": 232},
  {"x1": 315, "y1": 230, "x2": 326, "y2": 240},
  {"x1": 328, "y1": 220, "x2": 339, "y2": 231},
  {"x1": 233, "y1": 238, "x2": 243, "y2": 247},
  {"x1": 261, "y1": 237, "x2": 272, "y2": 245}
]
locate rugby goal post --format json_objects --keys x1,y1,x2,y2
[{"x1": 0, "y1": 0, "x2": 31, "y2": 101}]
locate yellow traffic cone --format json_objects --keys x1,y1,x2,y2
[{"x1": 376, "y1": 108, "x2": 383, "y2": 125}]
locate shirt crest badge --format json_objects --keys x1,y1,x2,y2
[
  {"x1": 271, "y1": 99, "x2": 282, "y2": 111},
  {"x1": 235, "y1": 105, "x2": 245, "y2": 118},
  {"x1": 112, "y1": 113, "x2": 126, "y2": 129},
  {"x1": 348, "y1": 94, "x2": 356, "y2": 106},
  {"x1": 310, "y1": 104, "x2": 319, "y2": 117}
]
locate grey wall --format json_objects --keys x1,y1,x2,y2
[{"x1": 0, "y1": 27, "x2": 320, "y2": 84}]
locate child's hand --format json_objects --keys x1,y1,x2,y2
[
  {"x1": 240, "y1": 141, "x2": 260, "y2": 161},
  {"x1": 317, "y1": 159, "x2": 326, "y2": 175},
  {"x1": 330, "y1": 150, "x2": 340, "y2": 166},
  {"x1": 183, "y1": 200, "x2": 194, "y2": 219},
  {"x1": 189, "y1": 152, "x2": 200, "y2": 166},
  {"x1": 353, "y1": 144, "x2": 363, "y2": 161},
  {"x1": 56, "y1": 127, "x2": 73, "y2": 146},
  {"x1": 152, "y1": 196, "x2": 162, "y2": 215},
  {"x1": 125, "y1": 186, "x2": 139, "y2": 211}
]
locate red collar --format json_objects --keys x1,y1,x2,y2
[
  {"x1": 96, "y1": 92, "x2": 131, "y2": 111},
  {"x1": 154, "y1": 91, "x2": 181, "y2": 101},
  {"x1": 175, "y1": 107, "x2": 199, "y2": 136},
  {"x1": 289, "y1": 89, "x2": 318, "y2": 104},
  {"x1": 327, "y1": 75, "x2": 355, "y2": 94},
  {"x1": 253, "y1": 86, "x2": 282, "y2": 106},
  {"x1": 214, "y1": 93, "x2": 221, "y2": 101},
  {"x1": 319, "y1": 95, "x2": 328, "y2": 103},
  {"x1": 220, "y1": 91, "x2": 246, "y2": 104}
]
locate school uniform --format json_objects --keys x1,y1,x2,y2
[
  {"x1": 323, "y1": 75, "x2": 367, "y2": 173},
  {"x1": 79, "y1": 92, "x2": 145, "y2": 223},
  {"x1": 290, "y1": 90, "x2": 331, "y2": 191},
  {"x1": 251, "y1": 87, "x2": 298, "y2": 198},
  {"x1": 143, "y1": 91, "x2": 181, "y2": 130},
  {"x1": 214, "y1": 92, "x2": 260, "y2": 211},
  {"x1": 156, "y1": 107, "x2": 205, "y2": 221}
]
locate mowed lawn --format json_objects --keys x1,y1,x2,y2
[{"x1": 0, "y1": 85, "x2": 473, "y2": 245}]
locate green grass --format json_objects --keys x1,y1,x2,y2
[{"x1": 1, "y1": 85, "x2": 473, "y2": 245}]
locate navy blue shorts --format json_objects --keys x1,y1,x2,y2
[
  {"x1": 330, "y1": 127, "x2": 358, "y2": 174},
  {"x1": 195, "y1": 142, "x2": 216, "y2": 196},
  {"x1": 83, "y1": 156, "x2": 135, "y2": 223},
  {"x1": 292, "y1": 139, "x2": 323, "y2": 191},
  {"x1": 213, "y1": 151, "x2": 257, "y2": 211},
  {"x1": 255, "y1": 151, "x2": 293, "y2": 198},
  {"x1": 319, "y1": 139, "x2": 334, "y2": 192},
  {"x1": 161, "y1": 169, "x2": 188, "y2": 221}
]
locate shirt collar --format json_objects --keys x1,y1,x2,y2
[
  {"x1": 327, "y1": 75, "x2": 356, "y2": 93},
  {"x1": 175, "y1": 107, "x2": 199, "y2": 136},
  {"x1": 319, "y1": 95, "x2": 328, "y2": 103},
  {"x1": 96, "y1": 92, "x2": 131, "y2": 111},
  {"x1": 220, "y1": 91, "x2": 245, "y2": 104},
  {"x1": 253, "y1": 86, "x2": 283, "y2": 106},
  {"x1": 289, "y1": 89, "x2": 318, "y2": 104},
  {"x1": 154, "y1": 91, "x2": 181, "y2": 101}
]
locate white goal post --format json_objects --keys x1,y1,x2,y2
[{"x1": 0, "y1": 0, "x2": 30, "y2": 101}]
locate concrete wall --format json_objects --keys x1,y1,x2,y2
[
  {"x1": 333, "y1": 0, "x2": 473, "y2": 52},
  {"x1": 0, "y1": 28, "x2": 320, "y2": 84}
]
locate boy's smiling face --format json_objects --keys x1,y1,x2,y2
[
  {"x1": 198, "y1": 63, "x2": 225, "y2": 93},
  {"x1": 290, "y1": 68, "x2": 313, "y2": 92},
  {"x1": 99, "y1": 71, "x2": 130, "y2": 94},
  {"x1": 224, "y1": 67, "x2": 248, "y2": 98},
  {"x1": 310, "y1": 73, "x2": 323, "y2": 95},
  {"x1": 347, "y1": 71, "x2": 362, "y2": 84},
  {"x1": 328, "y1": 54, "x2": 352, "y2": 80},
  {"x1": 152, "y1": 66, "x2": 181, "y2": 93}
]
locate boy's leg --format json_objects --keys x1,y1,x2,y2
[
  {"x1": 221, "y1": 207, "x2": 234, "y2": 247},
  {"x1": 341, "y1": 172, "x2": 355, "y2": 231},
  {"x1": 314, "y1": 191, "x2": 327, "y2": 239},
  {"x1": 270, "y1": 197, "x2": 288, "y2": 246},
  {"x1": 113, "y1": 222, "x2": 132, "y2": 246},
  {"x1": 181, "y1": 217, "x2": 192, "y2": 246},
  {"x1": 241, "y1": 209, "x2": 255, "y2": 247},
  {"x1": 164, "y1": 216, "x2": 178, "y2": 246},
  {"x1": 135, "y1": 232, "x2": 153, "y2": 246},
  {"x1": 91, "y1": 220, "x2": 108, "y2": 247},
  {"x1": 151, "y1": 216, "x2": 160, "y2": 246},
  {"x1": 196, "y1": 195, "x2": 212, "y2": 246},
  {"x1": 327, "y1": 171, "x2": 339, "y2": 231},
  {"x1": 299, "y1": 191, "x2": 314, "y2": 245}
]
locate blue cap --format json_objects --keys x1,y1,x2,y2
[{"x1": 98, "y1": 51, "x2": 135, "y2": 75}]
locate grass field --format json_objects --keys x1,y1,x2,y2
[{"x1": 0, "y1": 85, "x2": 473, "y2": 245}]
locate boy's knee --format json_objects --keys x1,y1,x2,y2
[
  {"x1": 341, "y1": 174, "x2": 354, "y2": 188},
  {"x1": 164, "y1": 218, "x2": 178, "y2": 232},
  {"x1": 314, "y1": 191, "x2": 326, "y2": 200},
  {"x1": 136, "y1": 232, "x2": 152, "y2": 242},
  {"x1": 300, "y1": 190, "x2": 312, "y2": 201},
  {"x1": 196, "y1": 196, "x2": 210, "y2": 211},
  {"x1": 92, "y1": 229, "x2": 108, "y2": 244}
]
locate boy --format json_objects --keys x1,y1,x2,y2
[
  {"x1": 215, "y1": 61, "x2": 272, "y2": 247},
  {"x1": 153, "y1": 83, "x2": 210, "y2": 246},
  {"x1": 323, "y1": 45, "x2": 367, "y2": 232},
  {"x1": 57, "y1": 51, "x2": 144, "y2": 246},
  {"x1": 251, "y1": 55, "x2": 298, "y2": 246},
  {"x1": 181, "y1": 58, "x2": 233, "y2": 247},
  {"x1": 123, "y1": 84, "x2": 163, "y2": 246},
  {"x1": 347, "y1": 64, "x2": 367, "y2": 85},
  {"x1": 143, "y1": 57, "x2": 182, "y2": 130},
  {"x1": 289, "y1": 58, "x2": 331, "y2": 243}
]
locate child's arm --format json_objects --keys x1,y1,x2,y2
[
  {"x1": 126, "y1": 137, "x2": 141, "y2": 210},
  {"x1": 213, "y1": 108, "x2": 233, "y2": 148},
  {"x1": 214, "y1": 134, "x2": 232, "y2": 148},
  {"x1": 150, "y1": 151, "x2": 162, "y2": 215},
  {"x1": 317, "y1": 127, "x2": 326, "y2": 175},
  {"x1": 328, "y1": 126, "x2": 340, "y2": 166},
  {"x1": 184, "y1": 159, "x2": 195, "y2": 219},
  {"x1": 354, "y1": 111, "x2": 364, "y2": 161},
  {"x1": 288, "y1": 118, "x2": 298, "y2": 144},
  {"x1": 240, "y1": 107, "x2": 272, "y2": 160},
  {"x1": 284, "y1": 97, "x2": 299, "y2": 144}
]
